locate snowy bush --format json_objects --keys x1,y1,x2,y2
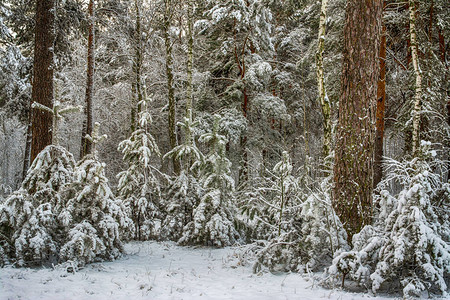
[
  {"x1": 0, "y1": 145, "x2": 74, "y2": 266},
  {"x1": 329, "y1": 141, "x2": 450, "y2": 298},
  {"x1": 117, "y1": 97, "x2": 162, "y2": 240},
  {"x1": 298, "y1": 182, "x2": 348, "y2": 271},
  {"x1": 252, "y1": 171, "x2": 347, "y2": 273},
  {"x1": 60, "y1": 154, "x2": 132, "y2": 265},
  {"x1": 22, "y1": 145, "x2": 75, "y2": 195},
  {"x1": 0, "y1": 140, "x2": 132, "y2": 267}
]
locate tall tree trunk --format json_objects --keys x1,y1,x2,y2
[
  {"x1": 409, "y1": 0, "x2": 422, "y2": 155},
  {"x1": 131, "y1": 0, "x2": 143, "y2": 133},
  {"x1": 80, "y1": 0, "x2": 95, "y2": 158},
  {"x1": 30, "y1": 0, "x2": 55, "y2": 163},
  {"x1": 333, "y1": 0, "x2": 382, "y2": 239},
  {"x1": 164, "y1": 0, "x2": 180, "y2": 175},
  {"x1": 186, "y1": 0, "x2": 193, "y2": 120},
  {"x1": 316, "y1": 0, "x2": 331, "y2": 163},
  {"x1": 374, "y1": 2, "x2": 387, "y2": 188}
]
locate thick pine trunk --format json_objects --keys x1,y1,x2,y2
[
  {"x1": 80, "y1": 0, "x2": 95, "y2": 158},
  {"x1": 30, "y1": 0, "x2": 55, "y2": 163},
  {"x1": 164, "y1": 0, "x2": 180, "y2": 175},
  {"x1": 374, "y1": 3, "x2": 387, "y2": 188},
  {"x1": 333, "y1": 0, "x2": 382, "y2": 239}
]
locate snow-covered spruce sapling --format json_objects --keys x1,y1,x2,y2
[
  {"x1": 179, "y1": 115, "x2": 239, "y2": 247},
  {"x1": 59, "y1": 123, "x2": 132, "y2": 266},
  {"x1": 0, "y1": 145, "x2": 76, "y2": 266},
  {"x1": 241, "y1": 151, "x2": 297, "y2": 241},
  {"x1": 161, "y1": 111, "x2": 204, "y2": 241},
  {"x1": 329, "y1": 141, "x2": 450, "y2": 298},
  {"x1": 297, "y1": 178, "x2": 348, "y2": 272},
  {"x1": 249, "y1": 152, "x2": 298, "y2": 272},
  {"x1": 117, "y1": 97, "x2": 161, "y2": 240},
  {"x1": 251, "y1": 161, "x2": 347, "y2": 273}
]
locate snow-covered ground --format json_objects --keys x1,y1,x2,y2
[{"x1": 1, "y1": 241, "x2": 396, "y2": 300}]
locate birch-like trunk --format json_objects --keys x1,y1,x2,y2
[
  {"x1": 316, "y1": 0, "x2": 331, "y2": 162},
  {"x1": 409, "y1": 0, "x2": 422, "y2": 155}
]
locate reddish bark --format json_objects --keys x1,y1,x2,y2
[
  {"x1": 374, "y1": 6, "x2": 387, "y2": 188},
  {"x1": 333, "y1": 0, "x2": 383, "y2": 239}
]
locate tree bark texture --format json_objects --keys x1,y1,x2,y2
[
  {"x1": 316, "y1": 0, "x2": 331, "y2": 162},
  {"x1": 374, "y1": 3, "x2": 387, "y2": 188},
  {"x1": 80, "y1": 0, "x2": 95, "y2": 158},
  {"x1": 164, "y1": 0, "x2": 180, "y2": 175},
  {"x1": 333, "y1": 0, "x2": 382, "y2": 239},
  {"x1": 30, "y1": 0, "x2": 55, "y2": 163},
  {"x1": 409, "y1": 0, "x2": 422, "y2": 156}
]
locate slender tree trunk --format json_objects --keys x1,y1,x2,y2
[
  {"x1": 438, "y1": 29, "x2": 446, "y2": 63},
  {"x1": 80, "y1": 0, "x2": 95, "y2": 158},
  {"x1": 316, "y1": 0, "x2": 331, "y2": 162},
  {"x1": 164, "y1": 0, "x2": 180, "y2": 175},
  {"x1": 186, "y1": 0, "x2": 193, "y2": 120},
  {"x1": 333, "y1": 0, "x2": 382, "y2": 239},
  {"x1": 22, "y1": 100, "x2": 32, "y2": 179},
  {"x1": 131, "y1": 0, "x2": 143, "y2": 133},
  {"x1": 374, "y1": 2, "x2": 387, "y2": 188},
  {"x1": 30, "y1": 0, "x2": 55, "y2": 163},
  {"x1": 409, "y1": 0, "x2": 422, "y2": 155}
]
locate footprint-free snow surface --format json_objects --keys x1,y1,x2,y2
[{"x1": 1, "y1": 241, "x2": 394, "y2": 300}]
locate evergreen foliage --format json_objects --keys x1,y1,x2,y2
[
  {"x1": 179, "y1": 115, "x2": 240, "y2": 247},
  {"x1": 329, "y1": 141, "x2": 449, "y2": 298},
  {"x1": 161, "y1": 114, "x2": 204, "y2": 242},
  {"x1": 117, "y1": 97, "x2": 161, "y2": 240},
  {"x1": 0, "y1": 142, "x2": 131, "y2": 267}
]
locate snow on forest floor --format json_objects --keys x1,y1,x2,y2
[{"x1": 1, "y1": 241, "x2": 399, "y2": 300}]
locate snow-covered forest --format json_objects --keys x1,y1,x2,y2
[{"x1": 0, "y1": 0, "x2": 449, "y2": 299}]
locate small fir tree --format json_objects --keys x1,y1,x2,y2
[
  {"x1": 161, "y1": 112, "x2": 204, "y2": 241},
  {"x1": 0, "y1": 145, "x2": 75, "y2": 266},
  {"x1": 179, "y1": 115, "x2": 239, "y2": 247},
  {"x1": 117, "y1": 97, "x2": 161, "y2": 240},
  {"x1": 59, "y1": 123, "x2": 132, "y2": 266}
]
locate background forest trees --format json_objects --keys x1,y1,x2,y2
[{"x1": 0, "y1": 0, "x2": 448, "y2": 297}]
